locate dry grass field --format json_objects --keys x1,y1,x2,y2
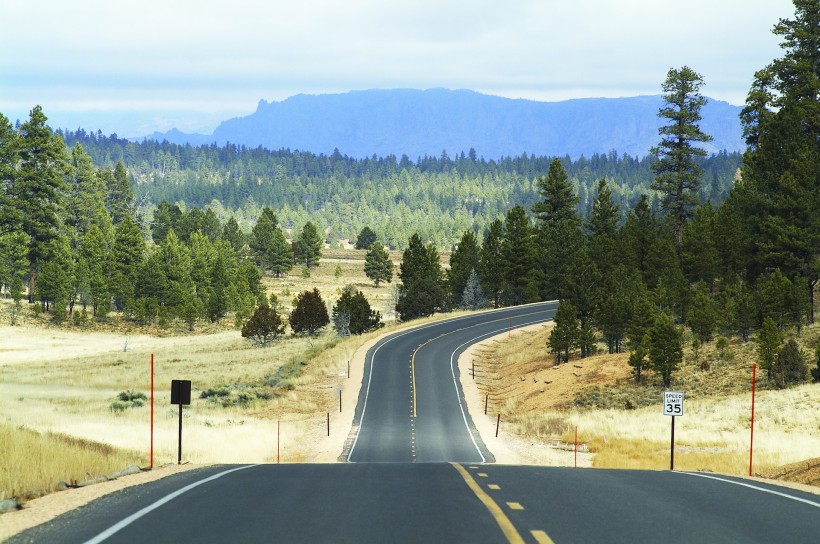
[
  {"x1": 0, "y1": 248, "x2": 405, "y2": 501},
  {"x1": 3, "y1": 246, "x2": 819, "y2": 501},
  {"x1": 473, "y1": 322, "x2": 820, "y2": 482}
]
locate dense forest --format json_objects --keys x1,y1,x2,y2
[
  {"x1": 55, "y1": 129, "x2": 741, "y2": 250},
  {"x1": 1, "y1": 0, "x2": 818, "y2": 390}
]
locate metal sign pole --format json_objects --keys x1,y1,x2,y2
[
  {"x1": 670, "y1": 415, "x2": 675, "y2": 471},
  {"x1": 178, "y1": 402, "x2": 183, "y2": 465}
]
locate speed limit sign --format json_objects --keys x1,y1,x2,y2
[{"x1": 663, "y1": 391, "x2": 684, "y2": 416}]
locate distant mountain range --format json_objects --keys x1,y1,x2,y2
[{"x1": 143, "y1": 89, "x2": 745, "y2": 159}]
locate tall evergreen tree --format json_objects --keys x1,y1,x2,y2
[
  {"x1": 548, "y1": 300, "x2": 579, "y2": 364},
  {"x1": 501, "y1": 206, "x2": 538, "y2": 306},
  {"x1": 680, "y1": 203, "x2": 720, "y2": 286},
  {"x1": 364, "y1": 241, "x2": 393, "y2": 286},
  {"x1": 650, "y1": 66, "x2": 713, "y2": 245},
  {"x1": 151, "y1": 200, "x2": 181, "y2": 245},
  {"x1": 532, "y1": 159, "x2": 583, "y2": 300},
  {"x1": 295, "y1": 221, "x2": 323, "y2": 268},
  {"x1": 460, "y1": 269, "x2": 489, "y2": 310},
  {"x1": 354, "y1": 226, "x2": 378, "y2": 250},
  {"x1": 396, "y1": 233, "x2": 446, "y2": 320},
  {"x1": 0, "y1": 113, "x2": 20, "y2": 238},
  {"x1": 77, "y1": 224, "x2": 112, "y2": 317},
  {"x1": 110, "y1": 215, "x2": 145, "y2": 312},
  {"x1": 16, "y1": 106, "x2": 70, "y2": 301},
  {"x1": 222, "y1": 217, "x2": 245, "y2": 252},
  {"x1": 621, "y1": 195, "x2": 658, "y2": 283},
  {"x1": 647, "y1": 312, "x2": 683, "y2": 387},
  {"x1": 532, "y1": 159, "x2": 581, "y2": 226},
  {"x1": 65, "y1": 143, "x2": 111, "y2": 248},
  {"x1": 106, "y1": 161, "x2": 134, "y2": 225},
  {"x1": 447, "y1": 230, "x2": 480, "y2": 307},
  {"x1": 586, "y1": 178, "x2": 621, "y2": 266},
  {"x1": 757, "y1": 316, "x2": 782, "y2": 380},
  {"x1": 479, "y1": 219, "x2": 504, "y2": 308}
]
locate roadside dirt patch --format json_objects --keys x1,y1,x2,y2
[
  {"x1": 0, "y1": 464, "x2": 205, "y2": 541},
  {"x1": 471, "y1": 324, "x2": 631, "y2": 414},
  {"x1": 759, "y1": 457, "x2": 820, "y2": 489}
]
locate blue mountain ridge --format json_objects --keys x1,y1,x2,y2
[{"x1": 144, "y1": 88, "x2": 744, "y2": 160}]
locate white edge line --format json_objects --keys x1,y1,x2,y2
[
  {"x1": 450, "y1": 318, "x2": 550, "y2": 464},
  {"x1": 346, "y1": 302, "x2": 556, "y2": 462},
  {"x1": 676, "y1": 471, "x2": 820, "y2": 509},
  {"x1": 83, "y1": 464, "x2": 260, "y2": 544}
]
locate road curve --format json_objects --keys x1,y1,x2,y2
[
  {"x1": 345, "y1": 302, "x2": 557, "y2": 463},
  {"x1": 9, "y1": 464, "x2": 819, "y2": 543}
]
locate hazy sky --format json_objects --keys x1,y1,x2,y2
[{"x1": 0, "y1": 0, "x2": 795, "y2": 135}]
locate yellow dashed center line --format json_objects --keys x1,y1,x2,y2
[
  {"x1": 488, "y1": 484, "x2": 500, "y2": 490},
  {"x1": 507, "y1": 502, "x2": 524, "y2": 510},
  {"x1": 531, "y1": 530, "x2": 556, "y2": 544},
  {"x1": 450, "y1": 463, "x2": 525, "y2": 544}
]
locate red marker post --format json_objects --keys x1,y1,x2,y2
[
  {"x1": 749, "y1": 364, "x2": 757, "y2": 477},
  {"x1": 150, "y1": 353, "x2": 154, "y2": 469}
]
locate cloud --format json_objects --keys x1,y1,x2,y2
[{"x1": 0, "y1": 0, "x2": 795, "y2": 133}]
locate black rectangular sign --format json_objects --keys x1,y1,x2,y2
[{"x1": 171, "y1": 380, "x2": 192, "y2": 405}]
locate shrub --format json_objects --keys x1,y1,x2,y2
[
  {"x1": 241, "y1": 303, "x2": 285, "y2": 346},
  {"x1": 772, "y1": 339, "x2": 808, "y2": 389},
  {"x1": 289, "y1": 289, "x2": 329, "y2": 336}
]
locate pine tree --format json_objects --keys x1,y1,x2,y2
[
  {"x1": 250, "y1": 207, "x2": 277, "y2": 268},
  {"x1": 479, "y1": 219, "x2": 504, "y2": 308},
  {"x1": 110, "y1": 216, "x2": 145, "y2": 312},
  {"x1": 0, "y1": 113, "x2": 21, "y2": 238},
  {"x1": 364, "y1": 241, "x2": 393, "y2": 286},
  {"x1": 290, "y1": 288, "x2": 329, "y2": 335},
  {"x1": 686, "y1": 285, "x2": 718, "y2": 344},
  {"x1": 332, "y1": 287, "x2": 382, "y2": 335},
  {"x1": 447, "y1": 230, "x2": 479, "y2": 307},
  {"x1": 460, "y1": 269, "x2": 489, "y2": 310},
  {"x1": 396, "y1": 233, "x2": 446, "y2": 320},
  {"x1": 739, "y1": 3, "x2": 820, "y2": 325},
  {"x1": 501, "y1": 206, "x2": 538, "y2": 306},
  {"x1": 77, "y1": 225, "x2": 112, "y2": 317},
  {"x1": 680, "y1": 203, "x2": 720, "y2": 286},
  {"x1": 532, "y1": 159, "x2": 581, "y2": 227},
  {"x1": 152, "y1": 200, "x2": 181, "y2": 245},
  {"x1": 647, "y1": 312, "x2": 683, "y2": 388},
  {"x1": 355, "y1": 226, "x2": 378, "y2": 250},
  {"x1": 532, "y1": 159, "x2": 583, "y2": 300},
  {"x1": 621, "y1": 195, "x2": 658, "y2": 283},
  {"x1": 650, "y1": 66, "x2": 713, "y2": 245},
  {"x1": 586, "y1": 178, "x2": 620, "y2": 264},
  {"x1": 772, "y1": 339, "x2": 808, "y2": 389},
  {"x1": 548, "y1": 300, "x2": 579, "y2": 364},
  {"x1": 16, "y1": 106, "x2": 70, "y2": 301},
  {"x1": 65, "y1": 143, "x2": 111, "y2": 248},
  {"x1": 106, "y1": 161, "x2": 134, "y2": 225},
  {"x1": 222, "y1": 217, "x2": 245, "y2": 252},
  {"x1": 37, "y1": 232, "x2": 74, "y2": 317},
  {"x1": 207, "y1": 244, "x2": 230, "y2": 322},
  {"x1": 268, "y1": 227, "x2": 293, "y2": 278},
  {"x1": 757, "y1": 316, "x2": 782, "y2": 380},
  {"x1": 295, "y1": 221, "x2": 323, "y2": 268}
]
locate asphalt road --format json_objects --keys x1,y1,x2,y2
[
  {"x1": 345, "y1": 302, "x2": 557, "y2": 462},
  {"x1": 10, "y1": 464, "x2": 819, "y2": 543},
  {"x1": 9, "y1": 304, "x2": 820, "y2": 543}
]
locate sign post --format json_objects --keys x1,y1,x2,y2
[
  {"x1": 663, "y1": 391, "x2": 684, "y2": 471},
  {"x1": 171, "y1": 380, "x2": 192, "y2": 465}
]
